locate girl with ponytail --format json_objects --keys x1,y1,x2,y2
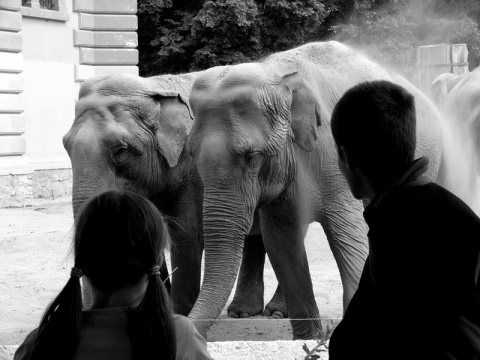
[{"x1": 14, "y1": 190, "x2": 213, "y2": 360}]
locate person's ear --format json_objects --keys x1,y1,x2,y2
[{"x1": 339, "y1": 146, "x2": 354, "y2": 170}]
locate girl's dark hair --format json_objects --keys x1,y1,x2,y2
[{"x1": 29, "y1": 190, "x2": 176, "y2": 360}]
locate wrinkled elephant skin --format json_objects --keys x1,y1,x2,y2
[
  {"x1": 186, "y1": 41, "x2": 443, "y2": 339},
  {"x1": 63, "y1": 73, "x2": 204, "y2": 315}
]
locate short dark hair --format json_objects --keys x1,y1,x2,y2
[{"x1": 331, "y1": 80, "x2": 416, "y2": 178}]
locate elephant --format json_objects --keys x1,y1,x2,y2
[
  {"x1": 430, "y1": 72, "x2": 466, "y2": 109},
  {"x1": 62, "y1": 72, "x2": 205, "y2": 314},
  {"x1": 185, "y1": 40, "x2": 443, "y2": 339},
  {"x1": 439, "y1": 67, "x2": 480, "y2": 213},
  {"x1": 63, "y1": 72, "x2": 292, "y2": 318}
]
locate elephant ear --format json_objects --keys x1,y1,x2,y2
[
  {"x1": 150, "y1": 90, "x2": 194, "y2": 168},
  {"x1": 280, "y1": 72, "x2": 322, "y2": 152}
]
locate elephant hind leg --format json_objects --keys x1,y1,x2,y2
[
  {"x1": 227, "y1": 235, "x2": 265, "y2": 318},
  {"x1": 260, "y1": 212, "x2": 321, "y2": 340}
]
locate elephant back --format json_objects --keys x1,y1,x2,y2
[{"x1": 260, "y1": 41, "x2": 443, "y2": 180}]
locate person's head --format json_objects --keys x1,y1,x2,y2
[
  {"x1": 74, "y1": 190, "x2": 169, "y2": 297},
  {"x1": 30, "y1": 190, "x2": 176, "y2": 360},
  {"x1": 331, "y1": 80, "x2": 417, "y2": 199}
]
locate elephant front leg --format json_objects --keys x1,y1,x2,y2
[
  {"x1": 170, "y1": 234, "x2": 203, "y2": 315},
  {"x1": 260, "y1": 211, "x2": 321, "y2": 340},
  {"x1": 228, "y1": 235, "x2": 266, "y2": 318},
  {"x1": 263, "y1": 284, "x2": 287, "y2": 319}
]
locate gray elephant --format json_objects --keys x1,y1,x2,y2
[
  {"x1": 430, "y1": 72, "x2": 466, "y2": 109},
  {"x1": 186, "y1": 41, "x2": 443, "y2": 339},
  {"x1": 62, "y1": 72, "x2": 204, "y2": 314},
  {"x1": 62, "y1": 72, "x2": 288, "y2": 317},
  {"x1": 440, "y1": 68, "x2": 480, "y2": 213}
]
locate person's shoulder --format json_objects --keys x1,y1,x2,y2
[
  {"x1": 422, "y1": 183, "x2": 480, "y2": 218},
  {"x1": 14, "y1": 328, "x2": 39, "y2": 360},
  {"x1": 403, "y1": 183, "x2": 477, "y2": 216},
  {"x1": 173, "y1": 314, "x2": 195, "y2": 331},
  {"x1": 173, "y1": 315, "x2": 214, "y2": 360},
  {"x1": 403, "y1": 183, "x2": 480, "y2": 237},
  {"x1": 173, "y1": 314, "x2": 198, "y2": 342}
]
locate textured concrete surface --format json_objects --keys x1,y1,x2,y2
[{"x1": 0, "y1": 340, "x2": 329, "y2": 360}]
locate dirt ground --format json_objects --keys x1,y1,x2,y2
[{"x1": 0, "y1": 197, "x2": 343, "y2": 345}]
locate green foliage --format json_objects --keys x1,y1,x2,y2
[
  {"x1": 137, "y1": 0, "x2": 327, "y2": 75},
  {"x1": 138, "y1": 0, "x2": 480, "y2": 78},
  {"x1": 260, "y1": 1, "x2": 326, "y2": 51},
  {"x1": 190, "y1": 0, "x2": 261, "y2": 69}
]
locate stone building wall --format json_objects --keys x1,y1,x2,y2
[{"x1": 0, "y1": 0, "x2": 138, "y2": 207}]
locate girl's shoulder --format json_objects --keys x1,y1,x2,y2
[
  {"x1": 172, "y1": 315, "x2": 214, "y2": 360},
  {"x1": 14, "y1": 328, "x2": 39, "y2": 360},
  {"x1": 172, "y1": 314, "x2": 196, "y2": 337}
]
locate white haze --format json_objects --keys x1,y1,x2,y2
[{"x1": 329, "y1": 0, "x2": 480, "y2": 215}]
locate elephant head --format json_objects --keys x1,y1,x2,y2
[
  {"x1": 63, "y1": 73, "x2": 193, "y2": 219},
  {"x1": 430, "y1": 72, "x2": 465, "y2": 109},
  {"x1": 186, "y1": 64, "x2": 322, "y2": 334}
]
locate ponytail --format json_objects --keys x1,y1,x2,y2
[
  {"x1": 132, "y1": 270, "x2": 176, "y2": 360},
  {"x1": 30, "y1": 273, "x2": 83, "y2": 360}
]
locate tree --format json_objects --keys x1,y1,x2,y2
[
  {"x1": 138, "y1": 0, "x2": 480, "y2": 79},
  {"x1": 137, "y1": 0, "x2": 328, "y2": 75}
]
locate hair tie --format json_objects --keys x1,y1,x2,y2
[
  {"x1": 70, "y1": 267, "x2": 83, "y2": 278},
  {"x1": 148, "y1": 265, "x2": 161, "y2": 277}
]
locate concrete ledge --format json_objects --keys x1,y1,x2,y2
[
  {"x1": 0, "y1": 52, "x2": 22, "y2": 73},
  {"x1": 74, "y1": 64, "x2": 138, "y2": 82},
  {"x1": 25, "y1": 154, "x2": 71, "y2": 171},
  {"x1": 20, "y1": 6, "x2": 69, "y2": 21},
  {"x1": 0, "y1": 10, "x2": 21, "y2": 32},
  {"x1": 0, "y1": 73, "x2": 23, "y2": 93},
  {"x1": 0, "y1": 93, "x2": 23, "y2": 112},
  {"x1": 74, "y1": 0, "x2": 136, "y2": 14},
  {"x1": 0, "y1": 114, "x2": 24, "y2": 134},
  {"x1": 0, "y1": 32, "x2": 22, "y2": 52},
  {"x1": 0, "y1": 155, "x2": 32, "y2": 175},
  {"x1": 78, "y1": 13, "x2": 137, "y2": 31},
  {"x1": 0, "y1": 136, "x2": 25, "y2": 155},
  {"x1": 79, "y1": 48, "x2": 138, "y2": 65},
  {"x1": 0, "y1": 0, "x2": 20, "y2": 12},
  {"x1": 74, "y1": 30, "x2": 137, "y2": 48},
  {"x1": 1, "y1": 341, "x2": 329, "y2": 360}
]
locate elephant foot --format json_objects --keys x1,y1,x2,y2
[
  {"x1": 263, "y1": 295, "x2": 287, "y2": 319},
  {"x1": 227, "y1": 294, "x2": 264, "y2": 318},
  {"x1": 291, "y1": 317, "x2": 323, "y2": 340}
]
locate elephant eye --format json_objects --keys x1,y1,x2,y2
[
  {"x1": 114, "y1": 146, "x2": 131, "y2": 164},
  {"x1": 245, "y1": 151, "x2": 265, "y2": 168}
]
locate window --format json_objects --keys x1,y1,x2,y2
[
  {"x1": 22, "y1": 0, "x2": 59, "y2": 11},
  {"x1": 20, "y1": 0, "x2": 68, "y2": 21}
]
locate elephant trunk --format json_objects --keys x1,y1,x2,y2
[
  {"x1": 70, "y1": 150, "x2": 116, "y2": 220},
  {"x1": 188, "y1": 186, "x2": 254, "y2": 336}
]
